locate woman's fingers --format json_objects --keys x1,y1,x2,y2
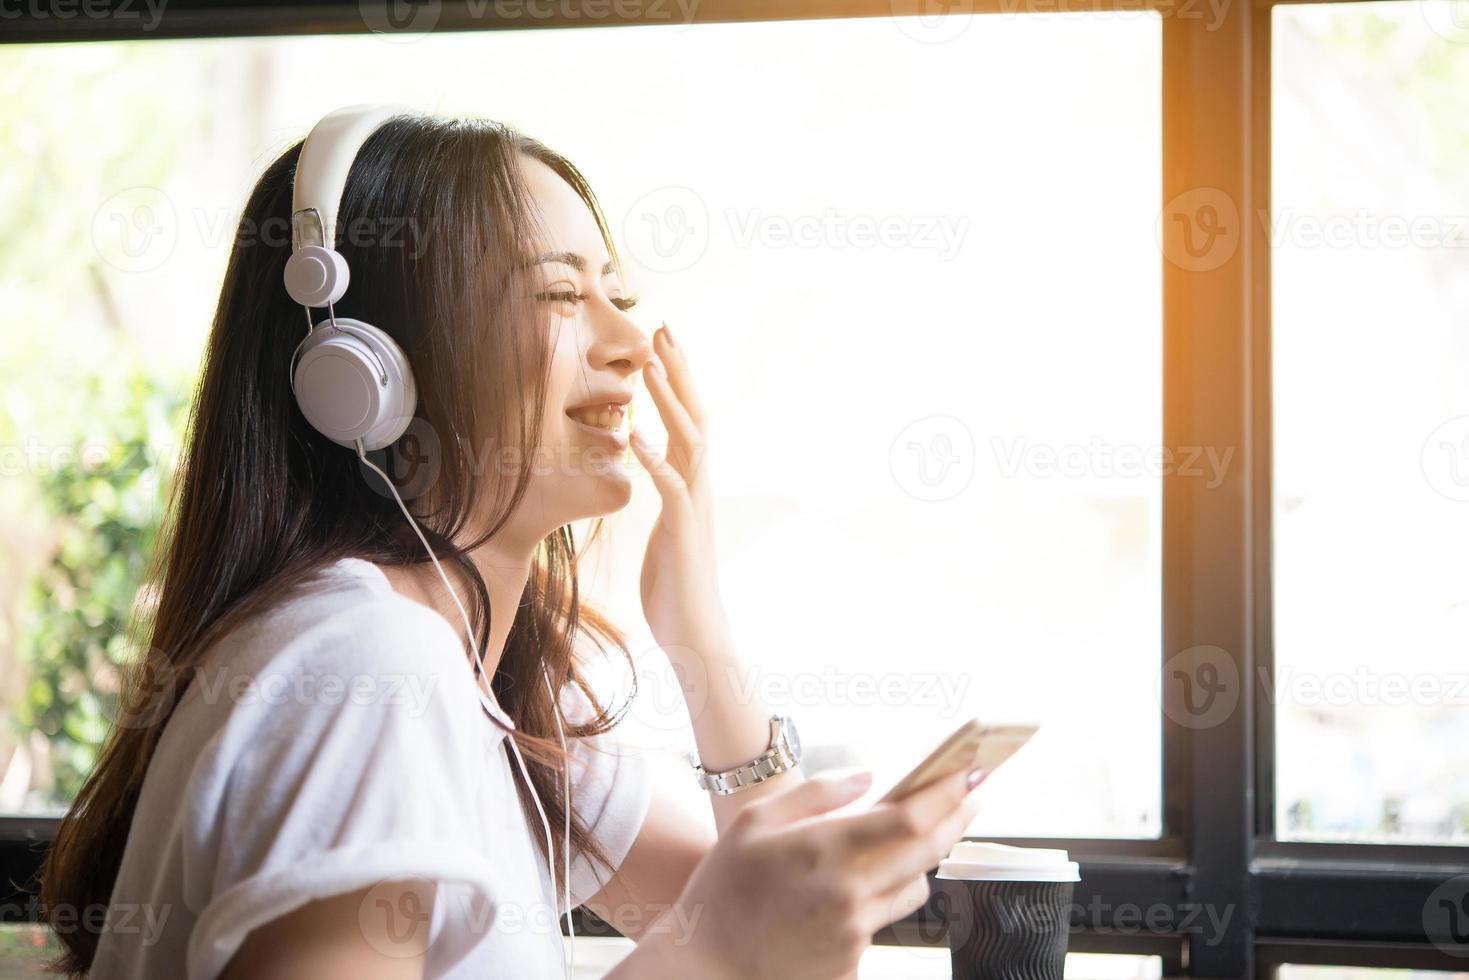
[
  {"x1": 838, "y1": 767, "x2": 985, "y2": 851},
  {"x1": 630, "y1": 424, "x2": 687, "y2": 501},
  {"x1": 737, "y1": 770, "x2": 874, "y2": 833},
  {"x1": 654, "y1": 324, "x2": 707, "y2": 430},
  {"x1": 796, "y1": 768, "x2": 982, "y2": 913},
  {"x1": 859, "y1": 789, "x2": 983, "y2": 895},
  {"x1": 642, "y1": 360, "x2": 703, "y2": 484},
  {"x1": 868, "y1": 872, "x2": 935, "y2": 932}
]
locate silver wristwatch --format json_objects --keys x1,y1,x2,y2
[{"x1": 692, "y1": 716, "x2": 802, "y2": 795}]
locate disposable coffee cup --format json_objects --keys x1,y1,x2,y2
[{"x1": 935, "y1": 842, "x2": 1080, "y2": 980}]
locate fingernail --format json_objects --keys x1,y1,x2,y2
[
  {"x1": 966, "y1": 768, "x2": 987, "y2": 790},
  {"x1": 660, "y1": 321, "x2": 676, "y2": 347},
  {"x1": 646, "y1": 357, "x2": 666, "y2": 378},
  {"x1": 844, "y1": 770, "x2": 874, "y2": 792}
]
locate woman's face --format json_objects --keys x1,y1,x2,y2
[{"x1": 513, "y1": 156, "x2": 654, "y2": 532}]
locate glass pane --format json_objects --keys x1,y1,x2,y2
[
  {"x1": 571, "y1": 15, "x2": 1164, "y2": 839},
  {"x1": 1, "y1": 13, "x2": 1161, "y2": 838},
  {"x1": 1273, "y1": 2, "x2": 1469, "y2": 845}
]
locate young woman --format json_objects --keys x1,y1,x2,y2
[{"x1": 41, "y1": 108, "x2": 986, "y2": 980}]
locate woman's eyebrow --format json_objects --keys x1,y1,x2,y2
[{"x1": 525, "y1": 251, "x2": 616, "y2": 276}]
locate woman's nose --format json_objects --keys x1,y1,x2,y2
[{"x1": 584, "y1": 300, "x2": 655, "y2": 376}]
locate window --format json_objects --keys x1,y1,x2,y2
[
  {"x1": 2, "y1": 0, "x2": 1468, "y2": 976},
  {"x1": 1, "y1": 16, "x2": 1164, "y2": 841},
  {"x1": 1271, "y1": 0, "x2": 1469, "y2": 848},
  {"x1": 573, "y1": 13, "x2": 1165, "y2": 843}
]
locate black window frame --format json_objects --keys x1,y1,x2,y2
[{"x1": 3, "y1": 2, "x2": 1468, "y2": 975}]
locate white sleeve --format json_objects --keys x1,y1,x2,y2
[
  {"x1": 562, "y1": 689, "x2": 654, "y2": 908},
  {"x1": 184, "y1": 598, "x2": 497, "y2": 980}
]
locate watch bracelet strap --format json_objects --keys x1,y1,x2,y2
[{"x1": 693, "y1": 744, "x2": 798, "y2": 795}]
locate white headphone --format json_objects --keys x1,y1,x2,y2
[
  {"x1": 286, "y1": 104, "x2": 576, "y2": 977},
  {"x1": 285, "y1": 104, "x2": 418, "y2": 452}
]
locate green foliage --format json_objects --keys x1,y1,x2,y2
[
  {"x1": 0, "y1": 923, "x2": 60, "y2": 978},
  {"x1": 15, "y1": 363, "x2": 187, "y2": 808},
  {"x1": 1, "y1": 43, "x2": 207, "y2": 813},
  {"x1": 1317, "y1": 6, "x2": 1469, "y2": 188},
  {"x1": 0, "y1": 44, "x2": 194, "y2": 295}
]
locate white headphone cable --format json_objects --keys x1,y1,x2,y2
[
  {"x1": 542, "y1": 667, "x2": 576, "y2": 976},
  {"x1": 354, "y1": 441, "x2": 573, "y2": 980},
  {"x1": 505, "y1": 690, "x2": 572, "y2": 980},
  {"x1": 353, "y1": 441, "x2": 478, "y2": 662}
]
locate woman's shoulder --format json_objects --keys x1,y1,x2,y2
[
  {"x1": 225, "y1": 557, "x2": 461, "y2": 663},
  {"x1": 149, "y1": 558, "x2": 493, "y2": 829},
  {"x1": 177, "y1": 557, "x2": 478, "y2": 726},
  {"x1": 125, "y1": 564, "x2": 506, "y2": 980}
]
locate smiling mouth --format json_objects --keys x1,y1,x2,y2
[{"x1": 566, "y1": 404, "x2": 627, "y2": 433}]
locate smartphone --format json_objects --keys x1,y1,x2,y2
[{"x1": 875, "y1": 719, "x2": 1039, "y2": 804}]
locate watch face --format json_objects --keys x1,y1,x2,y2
[{"x1": 781, "y1": 716, "x2": 801, "y2": 760}]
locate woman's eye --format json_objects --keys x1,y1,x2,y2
[{"x1": 536, "y1": 288, "x2": 639, "y2": 313}]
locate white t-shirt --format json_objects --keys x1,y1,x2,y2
[{"x1": 91, "y1": 557, "x2": 652, "y2": 980}]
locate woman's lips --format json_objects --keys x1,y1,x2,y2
[
  {"x1": 566, "y1": 404, "x2": 626, "y2": 430},
  {"x1": 565, "y1": 407, "x2": 629, "y2": 449}
]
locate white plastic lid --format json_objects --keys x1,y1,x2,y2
[{"x1": 936, "y1": 842, "x2": 1080, "y2": 882}]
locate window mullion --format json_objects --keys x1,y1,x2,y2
[{"x1": 1161, "y1": 1, "x2": 1260, "y2": 976}]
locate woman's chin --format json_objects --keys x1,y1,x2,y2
[
  {"x1": 528, "y1": 453, "x2": 636, "y2": 526},
  {"x1": 579, "y1": 465, "x2": 635, "y2": 517}
]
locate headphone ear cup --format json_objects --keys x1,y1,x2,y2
[
  {"x1": 284, "y1": 245, "x2": 350, "y2": 308},
  {"x1": 291, "y1": 318, "x2": 417, "y2": 451}
]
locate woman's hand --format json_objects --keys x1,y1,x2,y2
[
  {"x1": 629, "y1": 323, "x2": 731, "y2": 660},
  {"x1": 627, "y1": 323, "x2": 793, "y2": 821},
  {"x1": 626, "y1": 766, "x2": 986, "y2": 980}
]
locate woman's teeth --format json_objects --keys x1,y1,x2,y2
[{"x1": 568, "y1": 405, "x2": 625, "y2": 431}]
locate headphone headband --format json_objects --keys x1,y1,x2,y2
[{"x1": 291, "y1": 103, "x2": 409, "y2": 253}]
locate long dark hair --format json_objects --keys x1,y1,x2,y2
[{"x1": 40, "y1": 113, "x2": 637, "y2": 976}]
